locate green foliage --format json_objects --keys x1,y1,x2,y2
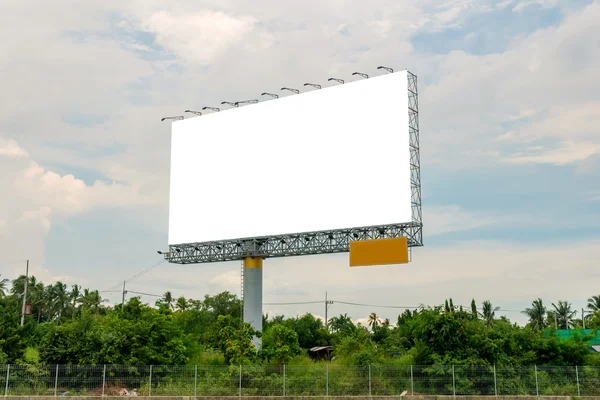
[
  {"x1": 261, "y1": 324, "x2": 302, "y2": 364},
  {"x1": 1, "y1": 273, "x2": 600, "y2": 373}
]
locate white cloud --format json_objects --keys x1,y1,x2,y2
[
  {"x1": 139, "y1": 10, "x2": 267, "y2": 65},
  {"x1": 0, "y1": 139, "x2": 158, "y2": 283},
  {"x1": 421, "y1": 2, "x2": 600, "y2": 166},
  {"x1": 0, "y1": 139, "x2": 28, "y2": 158}
]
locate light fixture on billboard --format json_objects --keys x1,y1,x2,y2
[
  {"x1": 377, "y1": 66, "x2": 393, "y2": 73},
  {"x1": 281, "y1": 87, "x2": 300, "y2": 94},
  {"x1": 303, "y1": 83, "x2": 321, "y2": 89},
  {"x1": 328, "y1": 77, "x2": 344, "y2": 84},
  {"x1": 161, "y1": 116, "x2": 184, "y2": 121},
  {"x1": 261, "y1": 92, "x2": 279, "y2": 99},
  {"x1": 352, "y1": 72, "x2": 369, "y2": 79},
  {"x1": 184, "y1": 110, "x2": 202, "y2": 116},
  {"x1": 202, "y1": 106, "x2": 220, "y2": 112},
  {"x1": 235, "y1": 99, "x2": 259, "y2": 106},
  {"x1": 221, "y1": 101, "x2": 239, "y2": 107}
]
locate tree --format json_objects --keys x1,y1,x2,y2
[
  {"x1": 368, "y1": 312, "x2": 381, "y2": 330},
  {"x1": 70, "y1": 284, "x2": 81, "y2": 319},
  {"x1": 0, "y1": 275, "x2": 8, "y2": 298},
  {"x1": 481, "y1": 300, "x2": 500, "y2": 328},
  {"x1": 470, "y1": 299, "x2": 478, "y2": 320},
  {"x1": 162, "y1": 291, "x2": 174, "y2": 310},
  {"x1": 523, "y1": 298, "x2": 547, "y2": 330},
  {"x1": 207, "y1": 315, "x2": 257, "y2": 365},
  {"x1": 175, "y1": 296, "x2": 189, "y2": 312},
  {"x1": 587, "y1": 295, "x2": 600, "y2": 313},
  {"x1": 261, "y1": 324, "x2": 302, "y2": 364},
  {"x1": 51, "y1": 282, "x2": 69, "y2": 322},
  {"x1": 552, "y1": 300, "x2": 577, "y2": 329},
  {"x1": 329, "y1": 314, "x2": 356, "y2": 337}
]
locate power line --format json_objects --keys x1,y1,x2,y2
[
  {"x1": 261, "y1": 299, "x2": 528, "y2": 313},
  {"x1": 264, "y1": 301, "x2": 323, "y2": 306},
  {"x1": 103, "y1": 259, "x2": 166, "y2": 292},
  {"x1": 127, "y1": 290, "x2": 162, "y2": 298}
]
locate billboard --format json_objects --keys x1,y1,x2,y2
[{"x1": 168, "y1": 70, "x2": 412, "y2": 246}]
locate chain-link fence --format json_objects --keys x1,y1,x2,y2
[{"x1": 1, "y1": 364, "x2": 599, "y2": 396}]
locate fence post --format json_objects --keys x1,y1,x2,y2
[
  {"x1": 452, "y1": 365, "x2": 456, "y2": 397},
  {"x1": 283, "y1": 365, "x2": 286, "y2": 397},
  {"x1": 368, "y1": 365, "x2": 372, "y2": 397},
  {"x1": 534, "y1": 365, "x2": 539, "y2": 398},
  {"x1": 575, "y1": 365, "x2": 580, "y2": 397},
  {"x1": 194, "y1": 365, "x2": 197, "y2": 397},
  {"x1": 54, "y1": 364, "x2": 59, "y2": 396},
  {"x1": 149, "y1": 365, "x2": 153, "y2": 397},
  {"x1": 410, "y1": 365, "x2": 414, "y2": 396},
  {"x1": 326, "y1": 364, "x2": 329, "y2": 397},
  {"x1": 239, "y1": 365, "x2": 242, "y2": 399},
  {"x1": 493, "y1": 364, "x2": 497, "y2": 397},
  {"x1": 102, "y1": 365, "x2": 106, "y2": 397},
  {"x1": 4, "y1": 364, "x2": 9, "y2": 397}
]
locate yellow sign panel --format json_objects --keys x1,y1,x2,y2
[{"x1": 349, "y1": 237, "x2": 409, "y2": 267}]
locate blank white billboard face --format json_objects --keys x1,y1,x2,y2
[{"x1": 168, "y1": 70, "x2": 412, "y2": 245}]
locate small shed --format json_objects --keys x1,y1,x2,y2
[{"x1": 309, "y1": 346, "x2": 334, "y2": 361}]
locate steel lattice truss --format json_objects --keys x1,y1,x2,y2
[{"x1": 166, "y1": 70, "x2": 423, "y2": 264}]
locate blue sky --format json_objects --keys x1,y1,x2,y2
[{"x1": 0, "y1": 0, "x2": 599, "y2": 326}]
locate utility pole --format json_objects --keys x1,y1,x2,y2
[
  {"x1": 121, "y1": 281, "x2": 126, "y2": 308},
  {"x1": 325, "y1": 292, "x2": 333, "y2": 330},
  {"x1": 582, "y1": 308, "x2": 586, "y2": 329},
  {"x1": 20, "y1": 260, "x2": 29, "y2": 326}
]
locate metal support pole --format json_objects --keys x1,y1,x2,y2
[
  {"x1": 102, "y1": 365, "x2": 106, "y2": 397},
  {"x1": 576, "y1": 365, "x2": 580, "y2": 397},
  {"x1": 4, "y1": 365, "x2": 10, "y2": 397},
  {"x1": 194, "y1": 365, "x2": 197, "y2": 397},
  {"x1": 534, "y1": 365, "x2": 539, "y2": 398},
  {"x1": 410, "y1": 365, "x2": 414, "y2": 396},
  {"x1": 239, "y1": 365, "x2": 242, "y2": 399},
  {"x1": 368, "y1": 365, "x2": 372, "y2": 397},
  {"x1": 54, "y1": 364, "x2": 59, "y2": 396},
  {"x1": 493, "y1": 365, "x2": 497, "y2": 397},
  {"x1": 326, "y1": 364, "x2": 329, "y2": 397},
  {"x1": 452, "y1": 365, "x2": 456, "y2": 397},
  {"x1": 149, "y1": 365, "x2": 152, "y2": 397},
  {"x1": 283, "y1": 365, "x2": 286, "y2": 397}
]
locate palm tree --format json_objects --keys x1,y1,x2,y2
[
  {"x1": 481, "y1": 300, "x2": 500, "y2": 327},
  {"x1": 523, "y1": 298, "x2": 547, "y2": 330},
  {"x1": 51, "y1": 282, "x2": 69, "y2": 322},
  {"x1": 175, "y1": 296, "x2": 188, "y2": 312},
  {"x1": 382, "y1": 318, "x2": 391, "y2": 329},
  {"x1": 368, "y1": 312, "x2": 381, "y2": 330},
  {"x1": 162, "y1": 291, "x2": 174, "y2": 310},
  {"x1": 81, "y1": 289, "x2": 105, "y2": 316},
  {"x1": 552, "y1": 300, "x2": 577, "y2": 329},
  {"x1": 0, "y1": 274, "x2": 9, "y2": 298},
  {"x1": 470, "y1": 299, "x2": 478, "y2": 320},
  {"x1": 70, "y1": 284, "x2": 81, "y2": 319},
  {"x1": 587, "y1": 295, "x2": 600, "y2": 313}
]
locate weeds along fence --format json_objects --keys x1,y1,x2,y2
[{"x1": 1, "y1": 364, "x2": 600, "y2": 397}]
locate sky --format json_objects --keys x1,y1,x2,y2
[{"x1": 1, "y1": 0, "x2": 599, "y2": 327}]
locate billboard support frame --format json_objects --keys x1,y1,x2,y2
[{"x1": 165, "y1": 70, "x2": 422, "y2": 265}]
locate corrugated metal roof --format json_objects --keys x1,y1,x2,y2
[{"x1": 309, "y1": 346, "x2": 334, "y2": 352}]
